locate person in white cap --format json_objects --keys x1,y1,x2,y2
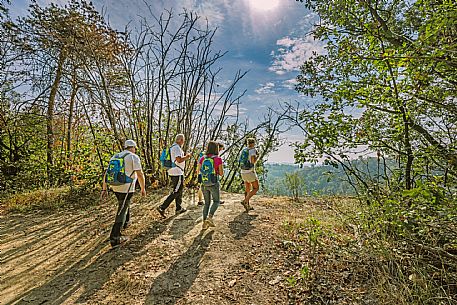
[{"x1": 102, "y1": 139, "x2": 146, "y2": 248}]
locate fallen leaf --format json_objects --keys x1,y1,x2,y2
[{"x1": 269, "y1": 275, "x2": 282, "y2": 285}]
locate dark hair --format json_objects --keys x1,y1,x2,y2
[
  {"x1": 206, "y1": 141, "x2": 219, "y2": 156},
  {"x1": 247, "y1": 138, "x2": 256, "y2": 146}
]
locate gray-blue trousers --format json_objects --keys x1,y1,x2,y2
[{"x1": 202, "y1": 182, "x2": 220, "y2": 220}]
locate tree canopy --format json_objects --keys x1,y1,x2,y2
[{"x1": 292, "y1": 0, "x2": 456, "y2": 195}]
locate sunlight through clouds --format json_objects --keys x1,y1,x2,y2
[
  {"x1": 9, "y1": 0, "x2": 312, "y2": 129},
  {"x1": 246, "y1": 0, "x2": 280, "y2": 12}
]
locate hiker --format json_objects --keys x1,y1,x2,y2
[
  {"x1": 198, "y1": 140, "x2": 224, "y2": 230},
  {"x1": 198, "y1": 140, "x2": 226, "y2": 206},
  {"x1": 102, "y1": 139, "x2": 146, "y2": 248},
  {"x1": 217, "y1": 141, "x2": 226, "y2": 205},
  {"x1": 197, "y1": 148, "x2": 205, "y2": 206},
  {"x1": 157, "y1": 134, "x2": 192, "y2": 217},
  {"x1": 239, "y1": 138, "x2": 258, "y2": 211}
]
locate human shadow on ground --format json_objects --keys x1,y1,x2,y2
[
  {"x1": 12, "y1": 217, "x2": 174, "y2": 305},
  {"x1": 145, "y1": 230, "x2": 214, "y2": 305},
  {"x1": 0, "y1": 214, "x2": 87, "y2": 263},
  {"x1": 168, "y1": 207, "x2": 202, "y2": 240},
  {"x1": 228, "y1": 212, "x2": 258, "y2": 240}
]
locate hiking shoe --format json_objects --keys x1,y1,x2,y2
[
  {"x1": 197, "y1": 201, "x2": 204, "y2": 206},
  {"x1": 202, "y1": 220, "x2": 210, "y2": 231},
  {"x1": 156, "y1": 206, "x2": 166, "y2": 218},
  {"x1": 175, "y1": 208, "x2": 187, "y2": 215},
  {"x1": 219, "y1": 200, "x2": 225, "y2": 205},
  {"x1": 207, "y1": 218, "x2": 215, "y2": 227},
  {"x1": 241, "y1": 200, "x2": 249, "y2": 212},
  {"x1": 111, "y1": 236, "x2": 129, "y2": 248}
]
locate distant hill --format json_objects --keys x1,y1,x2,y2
[{"x1": 263, "y1": 158, "x2": 392, "y2": 196}]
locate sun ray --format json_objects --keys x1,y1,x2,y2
[{"x1": 247, "y1": 0, "x2": 280, "y2": 11}]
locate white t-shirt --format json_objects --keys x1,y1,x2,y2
[
  {"x1": 168, "y1": 143, "x2": 185, "y2": 176},
  {"x1": 111, "y1": 150, "x2": 142, "y2": 193},
  {"x1": 241, "y1": 147, "x2": 257, "y2": 174}
]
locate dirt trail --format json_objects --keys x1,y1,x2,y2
[{"x1": 0, "y1": 191, "x2": 294, "y2": 305}]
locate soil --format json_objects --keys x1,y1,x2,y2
[{"x1": 0, "y1": 191, "x2": 298, "y2": 305}]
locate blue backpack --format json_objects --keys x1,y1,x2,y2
[
  {"x1": 160, "y1": 144, "x2": 178, "y2": 170},
  {"x1": 105, "y1": 152, "x2": 133, "y2": 185},
  {"x1": 239, "y1": 148, "x2": 253, "y2": 170},
  {"x1": 200, "y1": 155, "x2": 218, "y2": 186}
]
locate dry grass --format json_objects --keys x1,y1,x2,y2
[
  {"x1": 280, "y1": 197, "x2": 457, "y2": 305},
  {"x1": 0, "y1": 186, "x2": 102, "y2": 214}
]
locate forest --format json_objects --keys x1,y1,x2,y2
[
  {"x1": 0, "y1": 0, "x2": 285, "y2": 197},
  {"x1": 1, "y1": 0, "x2": 456, "y2": 304},
  {"x1": 264, "y1": 158, "x2": 396, "y2": 196}
]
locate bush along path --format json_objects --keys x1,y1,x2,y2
[{"x1": 1, "y1": 192, "x2": 454, "y2": 304}]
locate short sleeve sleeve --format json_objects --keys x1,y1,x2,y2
[
  {"x1": 171, "y1": 145, "x2": 183, "y2": 161},
  {"x1": 132, "y1": 154, "x2": 142, "y2": 171},
  {"x1": 215, "y1": 157, "x2": 223, "y2": 168}
]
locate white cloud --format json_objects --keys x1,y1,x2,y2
[
  {"x1": 254, "y1": 82, "x2": 275, "y2": 94},
  {"x1": 196, "y1": 1, "x2": 225, "y2": 26},
  {"x1": 282, "y1": 78, "x2": 298, "y2": 90},
  {"x1": 269, "y1": 35, "x2": 325, "y2": 75},
  {"x1": 177, "y1": 0, "x2": 226, "y2": 27},
  {"x1": 213, "y1": 104, "x2": 246, "y2": 116}
]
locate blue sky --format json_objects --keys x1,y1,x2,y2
[{"x1": 10, "y1": 0, "x2": 324, "y2": 163}]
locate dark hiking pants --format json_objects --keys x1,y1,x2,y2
[
  {"x1": 110, "y1": 192, "x2": 133, "y2": 245},
  {"x1": 160, "y1": 175, "x2": 184, "y2": 211}
]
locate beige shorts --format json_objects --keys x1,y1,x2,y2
[{"x1": 241, "y1": 171, "x2": 258, "y2": 183}]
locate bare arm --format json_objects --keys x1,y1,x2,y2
[
  {"x1": 102, "y1": 172, "x2": 107, "y2": 191},
  {"x1": 218, "y1": 164, "x2": 224, "y2": 177},
  {"x1": 176, "y1": 154, "x2": 191, "y2": 163},
  {"x1": 135, "y1": 169, "x2": 146, "y2": 196},
  {"x1": 100, "y1": 172, "x2": 108, "y2": 202},
  {"x1": 250, "y1": 155, "x2": 257, "y2": 164},
  {"x1": 136, "y1": 169, "x2": 145, "y2": 190}
]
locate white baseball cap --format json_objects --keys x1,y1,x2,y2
[{"x1": 124, "y1": 139, "x2": 137, "y2": 148}]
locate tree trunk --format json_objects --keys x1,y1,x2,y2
[
  {"x1": 66, "y1": 71, "x2": 78, "y2": 165},
  {"x1": 46, "y1": 49, "x2": 66, "y2": 184},
  {"x1": 400, "y1": 106, "x2": 414, "y2": 190}
]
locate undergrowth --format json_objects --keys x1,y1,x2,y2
[
  {"x1": 0, "y1": 186, "x2": 103, "y2": 214},
  {"x1": 280, "y1": 192, "x2": 457, "y2": 305}
]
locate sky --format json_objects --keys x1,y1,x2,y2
[{"x1": 10, "y1": 0, "x2": 324, "y2": 163}]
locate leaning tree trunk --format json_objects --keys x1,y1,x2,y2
[
  {"x1": 46, "y1": 49, "x2": 66, "y2": 184},
  {"x1": 66, "y1": 70, "x2": 78, "y2": 166}
]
